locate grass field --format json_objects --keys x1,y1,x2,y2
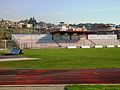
[
  {"x1": 0, "y1": 48, "x2": 120, "y2": 69},
  {"x1": 65, "y1": 85, "x2": 120, "y2": 90}
]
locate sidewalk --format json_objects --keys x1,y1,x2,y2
[{"x1": 0, "y1": 85, "x2": 65, "y2": 90}]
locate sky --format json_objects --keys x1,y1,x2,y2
[{"x1": 0, "y1": 0, "x2": 120, "y2": 24}]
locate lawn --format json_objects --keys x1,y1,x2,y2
[
  {"x1": 65, "y1": 85, "x2": 120, "y2": 90},
  {"x1": 0, "y1": 48, "x2": 120, "y2": 69},
  {"x1": 0, "y1": 50, "x2": 6, "y2": 55}
]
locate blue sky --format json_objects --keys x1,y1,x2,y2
[{"x1": 0, "y1": 0, "x2": 120, "y2": 24}]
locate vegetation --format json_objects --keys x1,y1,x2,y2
[
  {"x1": 65, "y1": 85, "x2": 120, "y2": 90},
  {"x1": 0, "y1": 50, "x2": 5, "y2": 55},
  {"x1": 0, "y1": 27, "x2": 35, "y2": 49},
  {"x1": 0, "y1": 27, "x2": 35, "y2": 39},
  {"x1": 0, "y1": 48, "x2": 120, "y2": 69},
  {"x1": 28, "y1": 17, "x2": 37, "y2": 27}
]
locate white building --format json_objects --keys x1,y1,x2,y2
[{"x1": 27, "y1": 24, "x2": 33, "y2": 28}]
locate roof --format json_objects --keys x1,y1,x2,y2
[{"x1": 50, "y1": 30, "x2": 97, "y2": 35}]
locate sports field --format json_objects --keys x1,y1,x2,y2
[
  {"x1": 65, "y1": 85, "x2": 120, "y2": 90},
  {"x1": 0, "y1": 48, "x2": 120, "y2": 69}
]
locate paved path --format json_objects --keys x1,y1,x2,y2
[
  {"x1": 0, "y1": 69, "x2": 120, "y2": 85},
  {"x1": 0, "y1": 85, "x2": 65, "y2": 90}
]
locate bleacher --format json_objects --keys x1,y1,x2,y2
[
  {"x1": 77, "y1": 39, "x2": 95, "y2": 46},
  {"x1": 90, "y1": 39, "x2": 120, "y2": 46},
  {"x1": 54, "y1": 39, "x2": 78, "y2": 48},
  {"x1": 12, "y1": 34, "x2": 59, "y2": 49},
  {"x1": 55, "y1": 39, "x2": 95, "y2": 48},
  {"x1": 12, "y1": 34, "x2": 120, "y2": 49}
]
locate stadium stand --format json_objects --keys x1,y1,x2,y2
[
  {"x1": 55, "y1": 39, "x2": 94, "y2": 48},
  {"x1": 12, "y1": 34, "x2": 59, "y2": 49},
  {"x1": 88, "y1": 34, "x2": 120, "y2": 47},
  {"x1": 12, "y1": 34, "x2": 120, "y2": 49},
  {"x1": 90, "y1": 39, "x2": 120, "y2": 46},
  {"x1": 77, "y1": 39, "x2": 95, "y2": 46}
]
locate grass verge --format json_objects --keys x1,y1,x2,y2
[{"x1": 65, "y1": 85, "x2": 120, "y2": 90}]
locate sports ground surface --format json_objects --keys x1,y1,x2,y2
[
  {"x1": 0, "y1": 69, "x2": 120, "y2": 85},
  {"x1": 0, "y1": 48, "x2": 120, "y2": 69},
  {"x1": 0, "y1": 48, "x2": 120, "y2": 89}
]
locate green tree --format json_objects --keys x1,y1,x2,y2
[
  {"x1": 28, "y1": 17, "x2": 37, "y2": 28},
  {"x1": 28, "y1": 17, "x2": 37, "y2": 33}
]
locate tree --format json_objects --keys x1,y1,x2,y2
[
  {"x1": 28, "y1": 17, "x2": 37, "y2": 28},
  {"x1": 28, "y1": 17, "x2": 37, "y2": 33}
]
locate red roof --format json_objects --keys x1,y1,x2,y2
[{"x1": 50, "y1": 30, "x2": 97, "y2": 35}]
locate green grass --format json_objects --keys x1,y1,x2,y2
[
  {"x1": 65, "y1": 85, "x2": 120, "y2": 90},
  {"x1": 0, "y1": 48, "x2": 120, "y2": 69},
  {"x1": 0, "y1": 50, "x2": 6, "y2": 55}
]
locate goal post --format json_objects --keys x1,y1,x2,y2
[{"x1": 0, "y1": 40, "x2": 16, "y2": 51}]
